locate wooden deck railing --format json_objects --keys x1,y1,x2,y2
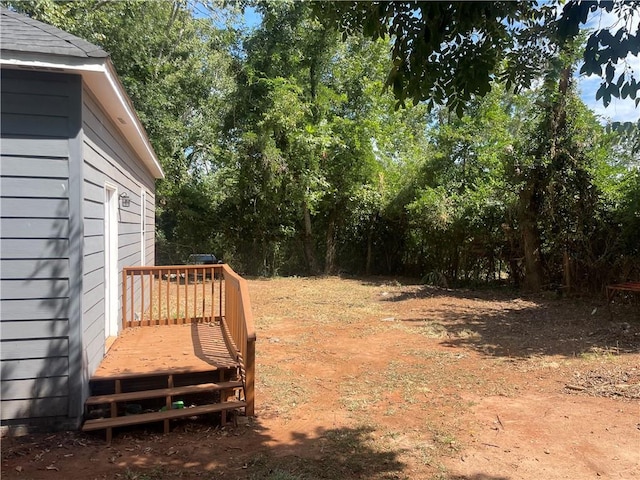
[
  {"x1": 121, "y1": 264, "x2": 256, "y2": 415},
  {"x1": 121, "y1": 265, "x2": 224, "y2": 327},
  {"x1": 219, "y1": 265, "x2": 256, "y2": 416}
]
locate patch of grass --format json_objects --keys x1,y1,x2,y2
[
  {"x1": 416, "y1": 322, "x2": 451, "y2": 338},
  {"x1": 340, "y1": 376, "x2": 382, "y2": 413},
  {"x1": 384, "y1": 406, "x2": 398, "y2": 416},
  {"x1": 414, "y1": 443, "x2": 436, "y2": 466},
  {"x1": 357, "y1": 318, "x2": 480, "y2": 341},
  {"x1": 454, "y1": 328, "x2": 481, "y2": 339},
  {"x1": 432, "y1": 431, "x2": 460, "y2": 453},
  {"x1": 342, "y1": 395, "x2": 375, "y2": 412},
  {"x1": 429, "y1": 466, "x2": 451, "y2": 480},
  {"x1": 246, "y1": 454, "x2": 303, "y2": 480},
  {"x1": 340, "y1": 358, "x2": 484, "y2": 422},
  {"x1": 350, "y1": 321, "x2": 401, "y2": 338},
  {"x1": 258, "y1": 364, "x2": 310, "y2": 417},
  {"x1": 383, "y1": 361, "x2": 426, "y2": 404},
  {"x1": 245, "y1": 425, "x2": 409, "y2": 480},
  {"x1": 251, "y1": 468, "x2": 303, "y2": 480},
  {"x1": 580, "y1": 346, "x2": 621, "y2": 359},
  {"x1": 120, "y1": 467, "x2": 175, "y2": 480},
  {"x1": 374, "y1": 428, "x2": 453, "y2": 478},
  {"x1": 356, "y1": 319, "x2": 453, "y2": 339}
]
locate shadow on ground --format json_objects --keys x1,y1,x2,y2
[
  {"x1": 1, "y1": 416, "x2": 522, "y2": 479},
  {"x1": 1, "y1": 420, "x2": 412, "y2": 480},
  {"x1": 449, "y1": 476, "x2": 510, "y2": 480},
  {"x1": 238, "y1": 424, "x2": 405, "y2": 479},
  {"x1": 381, "y1": 285, "x2": 640, "y2": 358}
]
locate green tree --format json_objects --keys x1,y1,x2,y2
[
  {"x1": 399, "y1": 87, "x2": 520, "y2": 285},
  {"x1": 10, "y1": 0, "x2": 636, "y2": 288},
  {"x1": 510, "y1": 39, "x2": 616, "y2": 291},
  {"x1": 220, "y1": 2, "x2": 429, "y2": 276},
  {"x1": 217, "y1": 2, "x2": 334, "y2": 274}
]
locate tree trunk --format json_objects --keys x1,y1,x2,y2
[
  {"x1": 522, "y1": 224, "x2": 543, "y2": 291},
  {"x1": 365, "y1": 227, "x2": 373, "y2": 276},
  {"x1": 324, "y1": 210, "x2": 337, "y2": 275},
  {"x1": 562, "y1": 250, "x2": 572, "y2": 294},
  {"x1": 302, "y1": 202, "x2": 320, "y2": 275},
  {"x1": 518, "y1": 67, "x2": 571, "y2": 292},
  {"x1": 519, "y1": 181, "x2": 544, "y2": 292},
  {"x1": 452, "y1": 245, "x2": 459, "y2": 285}
]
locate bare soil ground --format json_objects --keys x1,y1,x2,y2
[{"x1": 2, "y1": 276, "x2": 639, "y2": 480}]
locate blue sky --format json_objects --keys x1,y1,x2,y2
[
  {"x1": 243, "y1": 6, "x2": 261, "y2": 28},
  {"x1": 577, "y1": 6, "x2": 639, "y2": 123},
  {"x1": 579, "y1": 74, "x2": 639, "y2": 123}
]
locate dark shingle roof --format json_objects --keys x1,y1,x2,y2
[{"x1": 0, "y1": 7, "x2": 108, "y2": 59}]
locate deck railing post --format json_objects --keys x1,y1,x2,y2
[
  {"x1": 219, "y1": 267, "x2": 223, "y2": 320},
  {"x1": 121, "y1": 268, "x2": 127, "y2": 331},
  {"x1": 129, "y1": 270, "x2": 134, "y2": 326},
  {"x1": 141, "y1": 272, "x2": 146, "y2": 326},
  {"x1": 245, "y1": 337, "x2": 255, "y2": 416}
]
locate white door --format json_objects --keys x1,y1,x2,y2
[{"x1": 104, "y1": 184, "x2": 119, "y2": 340}]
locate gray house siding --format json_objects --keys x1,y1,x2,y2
[
  {"x1": 1, "y1": 8, "x2": 162, "y2": 433},
  {"x1": 0, "y1": 69, "x2": 81, "y2": 429},
  {"x1": 81, "y1": 87, "x2": 156, "y2": 377}
]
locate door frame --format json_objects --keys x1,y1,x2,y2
[{"x1": 104, "y1": 182, "x2": 119, "y2": 341}]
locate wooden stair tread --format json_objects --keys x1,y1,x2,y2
[
  {"x1": 82, "y1": 401, "x2": 246, "y2": 431},
  {"x1": 86, "y1": 381, "x2": 243, "y2": 405},
  {"x1": 90, "y1": 364, "x2": 238, "y2": 381}
]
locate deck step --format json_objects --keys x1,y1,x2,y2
[
  {"x1": 85, "y1": 381, "x2": 243, "y2": 405},
  {"x1": 82, "y1": 401, "x2": 246, "y2": 431},
  {"x1": 90, "y1": 364, "x2": 238, "y2": 381}
]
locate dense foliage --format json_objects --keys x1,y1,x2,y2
[
  {"x1": 6, "y1": 0, "x2": 638, "y2": 292},
  {"x1": 316, "y1": 1, "x2": 640, "y2": 114}
]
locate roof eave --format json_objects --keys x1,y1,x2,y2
[{"x1": 0, "y1": 51, "x2": 165, "y2": 180}]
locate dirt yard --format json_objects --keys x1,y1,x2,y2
[{"x1": 2, "y1": 276, "x2": 639, "y2": 480}]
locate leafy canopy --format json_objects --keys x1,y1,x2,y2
[{"x1": 315, "y1": 1, "x2": 640, "y2": 115}]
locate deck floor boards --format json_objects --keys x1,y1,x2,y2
[{"x1": 92, "y1": 323, "x2": 238, "y2": 379}]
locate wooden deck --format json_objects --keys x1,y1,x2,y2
[
  {"x1": 83, "y1": 264, "x2": 255, "y2": 441},
  {"x1": 93, "y1": 323, "x2": 239, "y2": 379},
  {"x1": 84, "y1": 323, "x2": 244, "y2": 442}
]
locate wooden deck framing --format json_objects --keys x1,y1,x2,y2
[
  {"x1": 606, "y1": 282, "x2": 640, "y2": 301},
  {"x1": 606, "y1": 281, "x2": 640, "y2": 320}
]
